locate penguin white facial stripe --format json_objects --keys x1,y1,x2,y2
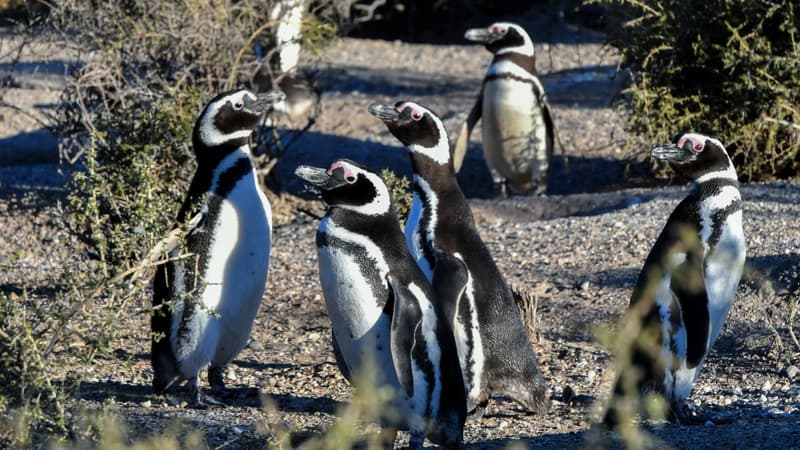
[
  {"x1": 338, "y1": 170, "x2": 392, "y2": 216},
  {"x1": 399, "y1": 102, "x2": 451, "y2": 165},
  {"x1": 199, "y1": 91, "x2": 258, "y2": 146},
  {"x1": 494, "y1": 23, "x2": 534, "y2": 57}
]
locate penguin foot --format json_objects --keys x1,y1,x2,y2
[
  {"x1": 467, "y1": 401, "x2": 488, "y2": 420},
  {"x1": 188, "y1": 377, "x2": 226, "y2": 409},
  {"x1": 189, "y1": 394, "x2": 227, "y2": 409},
  {"x1": 208, "y1": 366, "x2": 226, "y2": 396},
  {"x1": 493, "y1": 181, "x2": 509, "y2": 199},
  {"x1": 669, "y1": 403, "x2": 733, "y2": 425},
  {"x1": 407, "y1": 432, "x2": 425, "y2": 450}
]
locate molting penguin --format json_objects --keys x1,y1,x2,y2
[
  {"x1": 369, "y1": 101, "x2": 549, "y2": 418},
  {"x1": 455, "y1": 22, "x2": 555, "y2": 197},
  {"x1": 295, "y1": 160, "x2": 466, "y2": 448},
  {"x1": 151, "y1": 88, "x2": 285, "y2": 407},
  {"x1": 603, "y1": 133, "x2": 746, "y2": 427}
]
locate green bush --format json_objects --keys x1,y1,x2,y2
[{"x1": 594, "y1": 0, "x2": 800, "y2": 180}]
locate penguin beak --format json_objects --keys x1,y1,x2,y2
[
  {"x1": 464, "y1": 28, "x2": 498, "y2": 44},
  {"x1": 650, "y1": 140, "x2": 697, "y2": 163},
  {"x1": 368, "y1": 104, "x2": 400, "y2": 122},
  {"x1": 248, "y1": 90, "x2": 286, "y2": 113},
  {"x1": 294, "y1": 165, "x2": 348, "y2": 190}
]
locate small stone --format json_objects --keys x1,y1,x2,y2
[
  {"x1": 586, "y1": 370, "x2": 596, "y2": 384},
  {"x1": 168, "y1": 397, "x2": 181, "y2": 407},
  {"x1": 759, "y1": 394, "x2": 767, "y2": 404},
  {"x1": 762, "y1": 380, "x2": 772, "y2": 392},
  {"x1": 733, "y1": 387, "x2": 743, "y2": 396},
  {"x1": 704, "y1": 420, "x2": 714, "y2": 427},
  {"x1": 247, "y1": 340, "x2": 263, "y2": 351},
  {"x1": 142, "y1": 400, "x2": 152, "y2": 408},
  {"x1": 308, "y1": 332, "x2": 321, "y2": 341},
  {"x1": 785, "y1": 365, "x2": 798, "y2": 379},
  {"x1": 498, "y1": 420, "x2": 509, "y2": 429},
  {"x1": 580, "y1": 281, "x2": 590, "y2": 291},
  {"x1": 226, "y1": 370, "x2": 237, "y2": 381}
]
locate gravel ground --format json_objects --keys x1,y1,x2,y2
[{"x1": 2, "y1": 11, "x2": 800, "y2": 449}]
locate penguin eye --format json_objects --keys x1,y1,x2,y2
[
  {"x1": 345, "y1": 175, "x2": 357, "y2": 183},
  {"x1": 233, "y1": 101, "x2": 244, "y2": 110},
  {"x1": 694, "y1": 142, "x2": 705, "y2": 152},
  {"x1": 411, "y1": 110, "x2": 423, "y2": 121}
]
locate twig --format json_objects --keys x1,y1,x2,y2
[{"x1": 42, "y1": 213, "x2": 202, "y2": 359}]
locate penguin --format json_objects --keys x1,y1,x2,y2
[
  {"x1": 294, "y1": 160, "x2": 466, "y2": 448},
  {"x1": 252, "y1": 0, "x2": 318, "y2": 126},
  {"x1": 454, "y1": 22, "x2": 556, "y2": 197},
  {"x1": 369, "y1": 101, "x2": 549, "y2": 418},
  {"x1": 151, "y1": 88, "x2": 285, "y2": 408},
  {"x1": 603, "y1": 132, "x2": 746, "y2": 426}
]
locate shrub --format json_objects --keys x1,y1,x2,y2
[
  {"x1": 594, "y1": 0, "x2": 800, "y2": 180},
  {"x1": 0, "y1": 0, "x2": 341, "y2": 445},
  {"x1": 380, "y1": 169, "x2": 412, "y2": 222}
]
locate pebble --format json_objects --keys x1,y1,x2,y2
[
  {"x1": 247, "y1": 340, "x2": 263, "y2": 351},
  {"x1": 704, "y1": 420, "x2": 714, "y2": 427},
  {"x1": 141, "y1": 400, "x2": 152, "y2": 408},
  {"x1": 762, "y1": 380, "x2": 772, "y2": 392},
  {"x1": 785, "y1": 365, "x2": 798, "y2": 379}
]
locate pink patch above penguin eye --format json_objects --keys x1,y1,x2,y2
[{"x1": 679, "y1": 136, "x2": 705, "y2": 152}]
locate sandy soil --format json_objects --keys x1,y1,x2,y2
[{"x1": 1, "y1": 10, "x2": 799, "y2": 450}]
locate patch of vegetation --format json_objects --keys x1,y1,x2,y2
[
  {"x1": 380, "y1": 168, "x2": 412, "y2": 222},
  {"x1": 0, "y1": 0, "x2": 340, "y2": 446},
  {"x1": 593, "y1": 0, "x2": 800, "y2": 180}
]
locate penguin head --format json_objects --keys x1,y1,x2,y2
[
  {"x1": 368, "y1": 101, "x2": 451, "y2": 166},
  {"x1": 650, "y1": 133, "x2": 737, "y2": 181},
  {"x1": 193, "y1": 88, "x2": 285, "y2": 150},
  {"x1": 464, "y1": 22, "x2": 534, "y2": 57},
  {"x1": 294, "y1": 159, "x2": 392, "y2": 216}
]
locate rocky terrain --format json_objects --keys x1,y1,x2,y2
[{"x1": 1, "y1": 11, "x2": 799, "y2": 449}]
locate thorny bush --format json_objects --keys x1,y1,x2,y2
[{"x1": 594, "y1": 0, "x2": 800, "y2": 181}]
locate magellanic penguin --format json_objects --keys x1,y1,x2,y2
[
  {"x1": 151, "y1": 88, "x2": 285, "y2": 408},
  {"x1": 295, "y1": 160, "x2": 466, "y2": 448},
  {"x1": 454, "y1": 22, "x2": 556, "y2": 197},
  {"x1": 369, "y1": 101, "x2": 549, "y2": 418},
  {"x1": 604, "y1": 133, "x2": 746, "y2": 427}
]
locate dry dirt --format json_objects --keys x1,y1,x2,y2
[{"x1": 1, "y1": 10, "x2": 800, "y2": 450}]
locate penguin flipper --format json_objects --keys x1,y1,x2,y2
[
  {"x1": 453, "y1": 86, "x2": 483, "y2": 173},
  {"x1": 431, "y1": 251, "x2": 469, "y2": 324},
  {"x1": 151, "y1": 263, "x2": 182, "y2": 394},
  {"x1": 670, "y1": 257, "x2": 710, "y2": 367},
  {"x1": 386, "y1": 273, "x2": 422, "y2": 398},
  {"x1": 541, "y1": 94, "x2": 557, "y2": 159}
]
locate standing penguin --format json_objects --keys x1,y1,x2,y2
[
  {"x1": 454, "y1": 22, "x2": 555, "y2": 197},
  {"x1": 151, "y1": 88, "x2": 285, "y2": 407},
  {"x1": 604, "y1": 133, "x2": 746, "y2": 426},
  {"x1": 369, "y1": 101, "x2": 549, "y2": 418},
  {"x1": 295, "y1": 160, "x2": 466, "y2": 448}
]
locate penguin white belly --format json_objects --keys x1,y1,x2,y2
[
  {"x1": 482, "y1": 79, "x2": 545, "y2": 185},
  {"x1": 174, "y1": 172, "x2": 272, "y2": 376},
  {"x1": 703, "y1": 210, "x2": 745, "y2": 347},
  {"x1": 316, "y1": 225, "x2": 398, "y2": 388}
]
